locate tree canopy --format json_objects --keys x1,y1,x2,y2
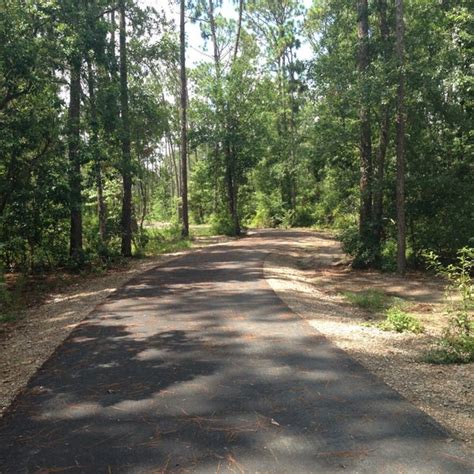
[{"x1": 0, "y1": 0, "x2": 472, "y2": 273}]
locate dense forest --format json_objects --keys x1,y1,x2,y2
[{"x1": 1, "y1": 0, "x2": 472, "y2": 275}]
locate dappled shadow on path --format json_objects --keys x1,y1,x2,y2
[{"x1": 0, "y1": 231, "x2": 471, "y2": 473}]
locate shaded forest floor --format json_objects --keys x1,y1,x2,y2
[
  {"x1": 0, "y1": 231, "x2": 234, "y2": 417},
  {"x1": 264, "y1": 229, "x2": 473, "y2": 446}
]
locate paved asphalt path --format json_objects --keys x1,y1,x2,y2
[{"x1": 0, "y1": 231, "x2": 472, "y2": 473}]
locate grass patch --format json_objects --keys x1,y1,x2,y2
[
  {"x1": 344, "y1": 289, "x2": 422, "y2": 334},
  {"x1": 190, "y1": 224, "x2": 215, "y2": 238},
  {"x1": 378, "y1": 307, "x2": 423, "y2": 334},
  {"x1": 0, "y1": 310, "x2": 17, "y2": 324},
  {"x1": 342, "y1": 289, "x2": 389, "y2": 312},
  {"x1": 134, "y1": 223, "x2": 192, "y2": 257}
]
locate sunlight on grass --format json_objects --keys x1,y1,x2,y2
[
  {"x1": 190, "y1": 224, "x2": 215, "y2": 238},
  {"x1": 342, "y1": 289, "x2": 389, "y2": 312},
  {"x1": 343, "y1": 289, "x2": 423, "y2": 334}
]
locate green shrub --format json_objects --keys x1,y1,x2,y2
[
  {"x1": 250, "y1": 190, "x2": 285, "y2": 228},
  {"x1": 292, "y1": 205, "x2": 315, "y2": 227},
  {"x1": 210, "y1": 213, "x2": 236, "y2": 236},
  {"x1": 378, "y1": 307, "x2": 423, "y2": 333},
  {"x1": 380, "y1": 239, "x2": 398, "y2": 272},
  {"x1": 338, "y1": 226, "x2": 379, "y2": 268},
  {"x1": 136, "y1": 223, "x2": 190, "y2": 256},
  {"x1": 424, "y1": 334, "x2": 474, "y2": 364}
]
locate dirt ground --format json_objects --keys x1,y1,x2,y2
[
  {"x1": 264, "y1": 229, "x2": 473, "y2": 446},
  {"x1": 0, "y1": 235, "x2": 232, "y2": 418}
]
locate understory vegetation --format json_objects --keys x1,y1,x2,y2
[
  {"x1": 343, "y1": 247, "x2": 473, "y2": 363},
  {"x1": 343, "y1": 289, "x2": 423, "y2": 334},
  {"x1": 1, "y1": 0, "x2": 472, "y2": 362},
  {"x1": 424, "y1": 248, "x2": 473, "y2": 364}
]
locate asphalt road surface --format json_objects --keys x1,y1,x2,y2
[{"x1": 0, "y1": 231, "x2": 471, "y2": 473}]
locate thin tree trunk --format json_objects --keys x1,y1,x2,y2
[
  {"x1": 224, "y1": 133, "x2": 240, "y2": 235},
  {"x1": 373, "y1": 109, "x2": 390, "y2": 247},
  {"x1": 357, "y1": 0, "x2": 373, "y2": 248},
  {"x1": 167, "y1": 133, "x2": 180, "y2": 199},
  {"x1": 395, "y1": 0, "x2": 406, "y2": 274},
  {"x1": 119, "y1": 0, "x2": 132, "y2": 256},
  {"x1": 68, "y1": 52, "x2": 83, "y2": 260},
  {"x1": 373, "y1": 0, "x2": 391, "y2": 252},
  {"x1": 233, "y1": 0, "x2": 244, "y2": 62},
  {"x1": 86, "y1": 56, "x2": 107, "y2": 243},
  {"x1": 208, "y1": 0, "x2": 220, "y2": 76},
  {"x1": 180, "y1": 0, "x2": 189, "y2": 237}
]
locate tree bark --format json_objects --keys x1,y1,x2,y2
[
  {"x1": 224, "y1": 131, "x2": 240, "y2": 235},
  {"x1": 68, "y1": 52, "x2": 83, "y2": 260},
  {"x1": 395, "y1": 0, "x2": 406, "y2": 274},
  {"x1": 233, "y1": 0, "x2": 244, "y2": 63},
  {"x1": 357, "y1": 0, "x2": 373, "y2": 247},
  {"x1": 373, "y1": 0, "x2": 391, "y2": 251},
  {"x1": 180, "y1": 0, "x2": 189, "y2": 237},
  {"x1": 208, "y1": 0, "x2": 221, "y2": 77},
  {"x1": 119, "y1": 0, "x2": 132, "y2": 256},
  {"x1": 86, "y1": 56, "x2": 107, "y2": 243}
]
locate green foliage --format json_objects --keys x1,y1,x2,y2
[
  {"x1": 190, "y1": 225, "x2": 214, "y2": 238},
  {"x1": 344, "y1": 288, "x2": 422, "y2": 334},
  {"x1": 134, "y1": 223, "x2": 190, "y2": 257},
  {"x1": 210, "y1": 213, "x2": 236, "y2": 237},
  {"x1": 423, "y1": 247, "x2": 473, "y2": 364},
  {"x1": 378, "y1": 307, "x2": 423, "y2": 334},
  {"x1": 424, "y1": 335, "x2": 474, "y2": 364},
  {"x1": 0, "y1": 0, "x2": 473, "y2": 301},
  {"x1": 339, "y1": 226, "x2": 379, "y2": 269},
  {"x1": 304, "y1": 0, "x2": 474, "y2": 271},
  {"x1": 0, "y1": 265, "x2": 12, "y2": 322},
  {"x1": 250, "y1": 191, "x2": 285, "y2": 228}
]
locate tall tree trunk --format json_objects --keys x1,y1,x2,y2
[
  {"x1": 119, "y1": 0, "x2": 132, "y2": 256},
  {"x1": 86, "y1": 56, "x2": 107, "y2": 243},
  {"x1": 224, "y1": 132, "x2": 240, "y2": 235},
  {"x1": 208, "y1": 0, "x2": 221, "y2": 77},
  {"x1": 357, "y1": 0, "x2": 373, "y2": 249},
  {"x1": 233, "y1": 0, "x2": 244, "y2": 62},
  {"x1": 395, "y1": 0, "x2": 406, "y2": 274},
  {"x1": 373, "y1": 109, "x2": 390, "y2": 249},
  {"x1": 373, "y1": 0, "x2": 391, "y2": 252},
  {"x1": 68, "y1": 52, "x2": 83, "y2": 260},
  {"x1": 180, "y1": 0, "x2": 189, "y2": 237}
]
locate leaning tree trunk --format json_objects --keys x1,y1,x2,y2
[
  {"x1": 357, "y1": 0, "x2": 373, "y2": 251},
  {"x1": 68, "y1": 52, "x2": 83, "y2": 260},
  {"x1": 180, "y1": 0, "x2": 189, "y2": 237},
  {"x1": 119, "y1": 0, "x2": 132, "y2": 256},
  {"x1": 395, "y1": 0, "x2": 406, "y2": 275}
]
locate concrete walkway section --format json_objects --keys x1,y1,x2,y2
[{"x1": 0, "y1": 231, "x2": 471, "y2": 473}]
